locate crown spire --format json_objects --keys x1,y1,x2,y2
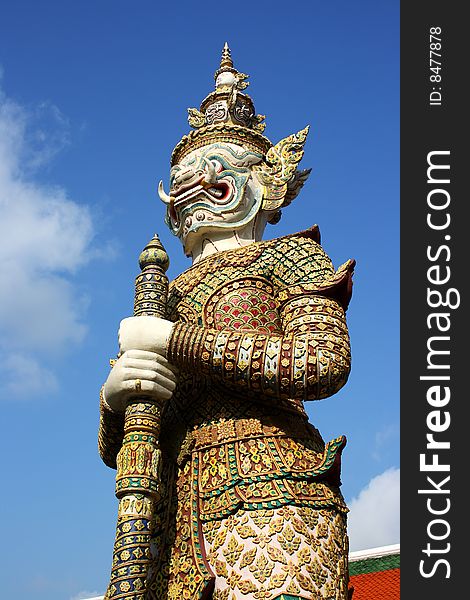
[
  {"x1": 174, "y1": 45, "x2": 269, "y2": 165},
  {"x1": 214, "y1": 42, "x2": 238, "y2": 84},
  {"x1": 220, "y1": 42, "x2": 233, "y2": 70}
]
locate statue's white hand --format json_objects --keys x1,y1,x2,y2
[
  {"x1": 103, "y1": 349, "x2": 178, "y2": 413},
  {"x1": 118, "y1": 316, "x2": 175, "y2": 356}
]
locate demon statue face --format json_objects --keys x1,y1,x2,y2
[
  {"x1": 159, "y1": 143, "x2": 264, "y2": 254},
  {"x1": 158, "y1": 44, "x2": 311, "y2": 258}
]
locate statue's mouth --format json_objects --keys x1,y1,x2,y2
[{"x1": 169, "y1": 180, "x2": 231, "y2": 226}]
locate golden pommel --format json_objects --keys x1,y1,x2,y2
[{"x1": 138, "y1": 234, "x2": 170, "y2": 272}]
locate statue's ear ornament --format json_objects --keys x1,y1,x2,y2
[
  {"x1": 234, "y1": 72, "x2": 249, "y2": 90},
  {"x1": 252, "y1": 114, "x2": 266, "y2": 134},
  {"x1": 284, "y1": 167, "x2": 312, "y2": 206},
  {"x1": 187, "y1": 108, "x2": 205, "y2": 129},
  {"x1": 255, "y1": 126, "x2": 311, "y2": 211}
]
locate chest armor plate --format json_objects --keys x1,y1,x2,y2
[
  {"x1": 168, "y1": 253, "x2": 283, "y2": 335},
  {"x1": 203, "y1": 277, "x2": 282, "y2": 333}
]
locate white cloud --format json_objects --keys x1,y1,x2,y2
[
  {"x1": 347, "y1": 467, "x2": 400, "y2": 552},
  {"x1": 0, "y1": 71, "x2": 95, "y2": 399},
  {"x1": 1, "y1": 353, "x2": 58, "y2": 398}
]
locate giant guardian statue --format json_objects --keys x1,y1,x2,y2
[{"x1": 99, "y1": 44, "x2": 355, "y2": 600}]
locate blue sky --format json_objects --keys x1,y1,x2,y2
[{"x1": 0, "y1": 1, "x2": 399, "y2": 598}]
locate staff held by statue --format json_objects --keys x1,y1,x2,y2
[{"x1": 105, "y1": 234, "x2": 170, "y2": 600}]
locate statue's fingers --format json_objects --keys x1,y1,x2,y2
[
  {"x1": 152, "y1": 371, "x2": 177, "y2": 391},
  {"x1": 122, "y1": 358, "x2": 177, "y2": 382},
  {"x1": 124, "y1": 379, "x2": 173, "y2": 401},
  {"x1": 123, "y1": 378, "x2": 173, "y2": 400},
  {"x1": 123, "y1": 350, "x2": 179, "y2": 375},
  {"x1": 146, "y1": 381, "x2": 174, "y2": 400},
  {"x1": 124, "y1": 349, "x2": 160, "y2": 360},
  {"x1": 156, "y1": 355, "x2": 179, "y2": 375},
  {"x1": 122, "y1": 357, "x2": 159, "y2": 370},
  {"x1": 123, "y1": 367, "x2": 161, "y2": 382},
  {"x1": 154, "y1": 362, "x2": 179, "y2": 381}
]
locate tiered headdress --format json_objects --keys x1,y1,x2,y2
[{"x1": 171, "y1": 43, "x2": 311, "y2": 215}]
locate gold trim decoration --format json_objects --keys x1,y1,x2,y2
[{"x1": 171, "y1": 123, "x2": 272, "y2": 167}]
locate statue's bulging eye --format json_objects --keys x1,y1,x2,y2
[{"x1": 205, "y1": 158, "x2": 223, "y2": 173}]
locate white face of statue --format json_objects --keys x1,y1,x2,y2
[{"x1": 160, "y1": 143, "x2": 265, "y2": 257}]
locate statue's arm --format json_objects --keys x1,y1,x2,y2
[{"x1": 166, "y1": 254, "x2": 355, "y2": 402}]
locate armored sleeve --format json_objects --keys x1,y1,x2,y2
[
  {"x1": 166, "y1": 236, "x2": 355, "y2": 402},
  {"x1": 98, "y1": 385, "x2": 125, "y2": 469}
]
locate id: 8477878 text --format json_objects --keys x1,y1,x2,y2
[{"x1": 429, "y1": 27, "x2": 442, "y2": 106}]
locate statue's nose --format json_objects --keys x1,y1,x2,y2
[{"x1": 174, "y1": 166, "x2": 197, "y2": 187}]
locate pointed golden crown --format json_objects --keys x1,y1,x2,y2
[
  {"x1": 170, "y1": 44, "x2": 311, "y2": 216},
  {"x1": 171, "y1": 43, "x2": 272, "y2": 165}
]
